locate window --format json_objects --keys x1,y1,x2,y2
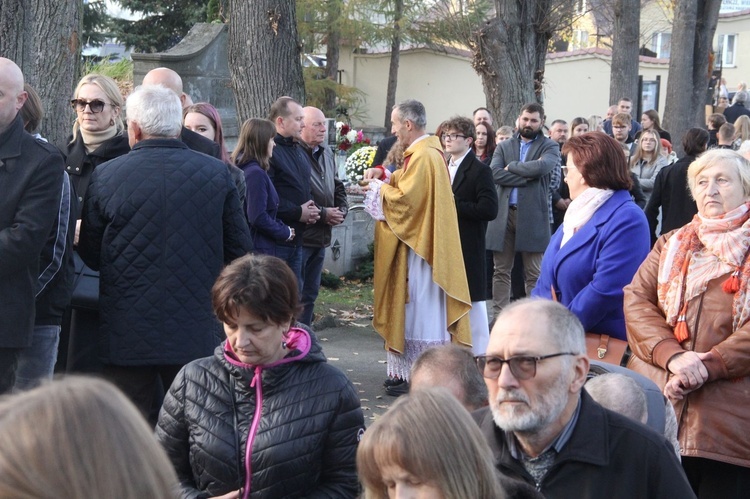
[
  {"x1": 718, "y1": 34, "x2": 737, "y2": 67},
  {"x1": 573, "y1": 30, "x2": 589, "y2": 48},
  {"x1": 575, "y1": 0, "x2": 587, "y2": 15},
  {"x1": 651, "y1": 32, "x2": 671, "y2": 59}
]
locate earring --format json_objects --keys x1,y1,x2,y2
[{"x1": 282, "y1": 341, "x2": 288, "y2": 349}]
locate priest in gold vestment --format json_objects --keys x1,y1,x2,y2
[{"x1": 364, "y1": 99, "x2": 471, "y2": 395}]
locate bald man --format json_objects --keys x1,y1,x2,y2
[
  {"x1": 142, "y1": 67, "x2": 222, "y2": 159},
  {"x1": 0, "y1": 58, "x2": 65, "y2": 393}
]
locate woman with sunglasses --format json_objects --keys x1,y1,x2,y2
[
  {"x1": 63, "y1": 73, "x2": 129, "y2": 373},
  {"x1": 66, "y1": 74, "x2": 129, "y2": 214}
]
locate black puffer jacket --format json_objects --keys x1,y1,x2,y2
[{"x1": 156, "y1": 326, "x2": 365, "y2": 498}]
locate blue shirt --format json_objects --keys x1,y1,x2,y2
[{"x1": 509, "y1": 135, "x2": 538, "y2": 206}]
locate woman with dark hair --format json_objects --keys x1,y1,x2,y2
[
  {"x1": 157, "y1": 254, "x2": 364, "y2": 498},
  {"x1": 472, "y1": 121, "x2": 496, "y2": 164},
  {"x1": 570, "y1": 116, "x2": 589, "y2": 137},
  {"x1": 532, "y1": 131, "x2": 650, "y2": 340},
  {"x1": 184, "y1": 102, "x2": 247, "y2": 208},
  {"x1": 645, "y1": 127, "x2": 710, "y2": 244},
  {"x1": 232, "y1": 118, "x2": 295, "y2": 255},
  {"x1": 183, "y1": 102, "x2": 230, "y2": 163},
  {"x1": 638, "y1": 109, "x2": 672, "y2": 142}
]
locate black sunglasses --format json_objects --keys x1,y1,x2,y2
[
  {"x1": 70, "y1": 98, "x2": 111, "y2": 113},
  {"x1": 475, "y1": 353, "x2": 577, "y2": 380}
]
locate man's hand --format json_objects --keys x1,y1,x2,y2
[
  {"x1": 300, "y1": 200, "x2": 321, "y2": 224},
  {"x1": 326, "y1": 207, "x2": 345, "y2": 226},
  {"x1": 363, "y1": 168, "x2": 384, "y2": 180}
]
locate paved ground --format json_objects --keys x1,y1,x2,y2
[{"x1": 314, "y1": 320, "x2": 393, "y2": 426}]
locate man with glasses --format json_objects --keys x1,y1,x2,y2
[
  {"x1": 610, "y1": 112, "x2": 638, "y2": 163},
  {"x1": 443, "y1": 116, "x2": 497, "y2": 355},
  {"x1": 473, "y1": 299, "x2": 695, "y2": 498},
  {"x1": 603, "y1": 97, "x2": 642, "y2": 141}
]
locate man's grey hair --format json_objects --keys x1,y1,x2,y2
[
  {"x1": 734, "y1": 90, "x2": 748, "y2": 104},
  {"x1": 394, "y1": 99, "x2": 427, "y2": 129},
  {"x1": 585, "y1": 373, "x2": 648, "y2": 424},
  {"x1": 502, "y1": 298, "x2": 586, "y2": 355},
  {"x1": 126, "y1": 84, "x2": 182, "y2": 138},
  {"x1": 411, "y1": 344, "x2": 488, "y2": 410}
]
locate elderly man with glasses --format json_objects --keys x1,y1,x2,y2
[{"x1": 473, "y1": 299, "x2": 695, "y2": 499}]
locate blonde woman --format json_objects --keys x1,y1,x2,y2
[
  {"x1": 66, "y1": 73, "x2": 129, "y2": 215},
  {"x1": 0, "y1": 377, "x2": 177, "y2": 498},
  {"x1": 733, "y1": 115, "x2": 750, "y2": 148},
  {"x1": 358, "y1": 388, "x2": 521, "y2": 498},
  {"x1": 630, "y1": 129, "x2": 668, "y2": 203}
]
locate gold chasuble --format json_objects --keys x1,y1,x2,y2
[{"x1": 372, "y1": 135, "x2": 472, "y2": 353}]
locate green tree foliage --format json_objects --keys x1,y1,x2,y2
[
  {"x1": 83, "y1": 0, "x2": 113, "y2": 47},
  {"x1": 111, "y1": 0, "x2": 207, "y2": 52}
]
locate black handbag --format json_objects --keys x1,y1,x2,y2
[{"x1": 71, "y1": 252, "x2": 99, "y2": 311}]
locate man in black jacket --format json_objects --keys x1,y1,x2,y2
[
  {"x1": 0, "y1": 58, "x2": 64, "y2": 393},
  {"x1": 268, "y1": 97, "x2": 320, "y2": 284},
  {"x1": 78, "y1": 85, "x2": 253, "y2": 417},
  {"x1": 474, "y1": 299, "x2": 695, "y2": 498},
  {"x1": 723, "y1": 90, "x2": 750, "y2": 124},
  {"x1": 299, "y1": 106, "x2": 348, "y2": 326},
  {"x1": 442, "y1": 116, "x2": 497, "y2": 355},
  {"x1": 645, "y1": 128, "x2": 708, "y2": 245}
]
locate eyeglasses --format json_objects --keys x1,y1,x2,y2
[
  {"x1": 561, "y1": 164, "x2": 577, "y2": 174},
  {"x1": 70, "y1": 99, "x2": 111, "y2": 113},
  {"x1": 441, "y1": 133, "x2": 466, "y2": 141},
  {"x1": 475, "y1": 353, "x2": 577, "y2": 380}
]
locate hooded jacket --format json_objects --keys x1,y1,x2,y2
[{"x1": 156, "y1": 326, "x2": 365, "y2": 498}]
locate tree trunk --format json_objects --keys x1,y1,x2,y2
[
  {"x1": 228, "y1": 0, "x2": 305, "y2": 123},
  {"x1": 383, "y1": 0, "x2": 403, "y2": 132},
  {"x1": 609, "y1": 0, "x2": 640, "y2": 108},
  {"x1": 662, "y1": 0, "x2": 721, "y2": 156},
  {"x1": 0, "y1": 0, "x2": 81, "y2": 148},
  {"x1": 323, "y1": 0, "x2": 341, "y2": 113},
  {"x1": 470, "y1": 1, "x2": 551, "y2": 127}
]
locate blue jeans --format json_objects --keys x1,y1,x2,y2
[
  {"x1": 275, "y1": 244, "x2": 304, "y2": 293},
  {"x1": 300, "y1": 246, "x2": 326, "y2": 326},
  {"x1": 14, "y1": 325, "x2": 60, "y2": 392}
]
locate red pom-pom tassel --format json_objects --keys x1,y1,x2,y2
[{"x1": 722, "y1": 270, "x2": 741, "y2": 294}]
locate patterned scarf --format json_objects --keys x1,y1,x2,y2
[{"x1": 658, "y1": 202, "x2": 750, "y2": 341}]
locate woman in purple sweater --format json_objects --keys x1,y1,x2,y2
[{"x1": 232, "y1": 119, "x2": 294, "y2": 255}]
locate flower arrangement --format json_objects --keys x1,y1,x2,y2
[
  {"x1": 345, "y1": 145, "x2": 377, "y2": 181},
  {"x1": 335, "y1": 121, "x2": 371, "y2": 154}
]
